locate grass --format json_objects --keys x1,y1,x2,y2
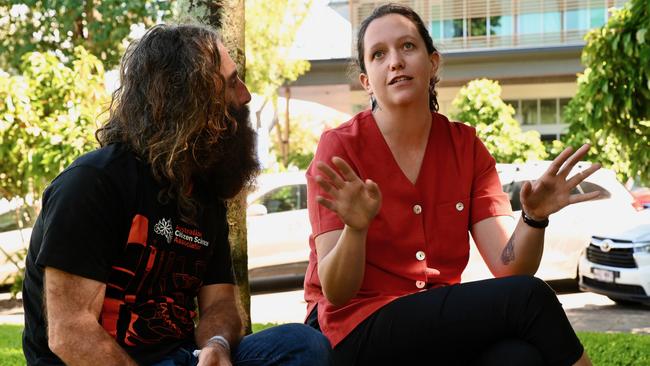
[
  {"x1": 0, "y1": 324, "x2": 648, "y2": 365},
  {"x1": 578, "y1": 332, "x2": 650, "y2": 365},
  {"x1": 0, "y1": 324, "x2": 24, "y2": 366}
]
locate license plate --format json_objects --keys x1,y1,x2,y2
[{"x1": 592, "y1": 268, "x2": 615, "y2": 283}]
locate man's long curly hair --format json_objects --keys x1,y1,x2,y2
[{"x1": 97, "y1": 24, "x2": 242, "y2": 223}]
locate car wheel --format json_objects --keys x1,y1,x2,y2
[{"x1": 607, "y1": 296, "x2": 640, "y2": 306}]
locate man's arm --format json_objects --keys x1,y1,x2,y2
[
  {"x1": 194, "y1": 284, "x2": 244, "y2": 365},
  {"x1": 45, "y1": 267, "x2": 137, "y2": 366}
]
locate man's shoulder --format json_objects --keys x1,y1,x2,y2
[
  {"x1": 46, "y1": 144, "x2": 142, "y2": 200},
  {"x1": 70, "y1": 143, "x2": 138, "y2": 172}
]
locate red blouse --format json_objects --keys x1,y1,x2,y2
[{"x1": 303, "y1": 110, "x2": 512, "y2": 347}]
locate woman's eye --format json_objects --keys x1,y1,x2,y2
[
  {"x1": 404, "y1": 42, "x2": 414, "y2": 50},
  {"x1": 372, "y1": 50, "x2": 384, "y2": 59}
]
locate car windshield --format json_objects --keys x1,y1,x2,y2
[
  {"x1": 502, "y1": 181, "x2": 608, "y2": 211},
  {"x1": 253, "y1": 184, "x2": 307, "y2": 214}
]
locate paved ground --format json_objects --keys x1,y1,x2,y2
[
  {"x1": 248, "y1": 289, "x2": 650, "y2": 334},
  {"x1": 2, "y1": 289, "x2": 649, "y2": 334}
]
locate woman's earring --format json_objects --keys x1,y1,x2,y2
[{"x1": 370, "y1": 95, "x2": 377, "y2": 111}]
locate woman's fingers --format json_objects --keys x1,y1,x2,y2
[
  {"x1": 332, "y1": 156, "x2": 361, "y2": 183},
  {"x1": 566, "y1": 163, "x2": 601, "y2": 188},
  {"x1": 316, "y1": 195, "x2": 337, "y2": 212},
  {"x1": 365, "y1": 179, "x2": 381, "y2": 201},
  {"x1": 568, "y1": 190, "x2": 602, "y2": 205},
  {"x1": 314, "y1": 175, "x2": 339, "y2": 197},
  {"x1": 316, "y1": 161, "x2": 345, "y2": 189},
  {"x1": 557, "y1": 144, "x2": 591, "y2": 179},
  {"x1": 546, "y1": 146, "x2": 574, "y2": 176}
]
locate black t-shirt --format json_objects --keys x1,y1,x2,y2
[{"x1": 22, "y1": 143, "x2": 235, "y2": 365}]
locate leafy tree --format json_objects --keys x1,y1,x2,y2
[
  {"x1": 450, "y1": 79, "x2": 547, "y2": 163},
  {"x1": 245, "y1": 0, "x2": 312, "y2": 167},
  {"x1": 0, "y1": 0, "x2": 172, "y2": 71},
  {"x1": 0, "y1": 47, "x2": 106, "y2": 299},
  {"x1": 267, "y1": 110, "x2": 347, "y2": 171},
  {"x1": 563, "y1": 0, "x2": 650, "y2": 185},
  {"x1": 0, "y1": 46, "x2": 107, "y2": 205}
]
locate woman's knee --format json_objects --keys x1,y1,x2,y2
[
  {"x1": 471, "y1": 339, "x2": 544, "y2": 366},
  {"x1": 506, "y1": 275, "x2": 557, "y2": 303}
]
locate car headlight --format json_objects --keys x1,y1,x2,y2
[{"x1": 634, "y1": 243, "x2": 650, "y2": 253}]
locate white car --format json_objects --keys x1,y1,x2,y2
[
  {"x1": 245, "y1": 163, "x2": 639, "y2": 287},
  {"x1": 246, "y1": 171, "x2": 310, "y2": 286},
  {"x1": 462, "y1": 162, "x2": 637, "y2": 283},
  {"x1": 578, "y1": 210, "x2": 650, "y2": 305}
]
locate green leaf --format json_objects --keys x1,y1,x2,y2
[{"x1": 637, "y1": 28, "x2": 647, "y2": 45}]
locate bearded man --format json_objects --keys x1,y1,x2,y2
[{"x1": 22, "y1": 24, "x2": 331, "y2": 366}]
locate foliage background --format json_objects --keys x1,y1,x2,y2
[
  {"x1": 450, "y1": 79, "x2": 548, "y2": 163},
  {"x1": 563, "y1": 0, "x2": 649, "y2": 185}
]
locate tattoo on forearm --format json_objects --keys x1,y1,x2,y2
[{"x1": 501, "y1": 234, "x2": 515, "y2": 265}]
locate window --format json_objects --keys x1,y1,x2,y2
[
  {"x1": 469, "y1": 17, "x2": 488, "y2": 37},
  {"x1": 590, "y1": 7, "x2": 606, "y2": 28},
  {"x1": 540, "y1": 99, "x2": 557, "y2": 124},
  {"x1": 518, "y1": 13, "x2": 542, "y2": 34},
  {"x1": 443, "y1": 19, "x2": 464, "y2": 39},
  {"x1": 254, "y1": 184, "x2": 307, "y2": 214},
  {"x1": 566, "y1": 9, "x2": 589, "y2": 30},
  {"x1": 521, "y1": 100, "x2": 538, "y2": 125},
  {"x1": 490, "y1": 15, "x2": 513, "y2": 36},
  {"x1": 504, "y1": 181, "x2": 582, "y2": 211},
  {"x1": 543, "y1": 12, "x2": 562, "y2": 33},
  {"x1": 502, "y1": 182, "x2": 523, "y2": 211},
  {"x1": 508, "y1": 98, "x2": 572, "y2": 126},
  {"x1": 559, "y1": 98, "x2": 571, "y2": 120},
  {"x1": 430, "y1": 20, "x2": 442, "y2": 40}
]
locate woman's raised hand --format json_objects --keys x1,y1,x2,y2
[
  {"x1": 315, "y1": 157, "x2": 382, "y2": 230},
  {"x1": 520, "y1": 144, "x2": 601, "y2": 220}
]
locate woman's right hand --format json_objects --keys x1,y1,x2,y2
[{"x1": 315, "y1": 156, "x2": 382, "y2": 231}]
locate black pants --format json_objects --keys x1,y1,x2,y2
[{"x1": 307, "y1": 276, "x2": 583, "y2": 366}]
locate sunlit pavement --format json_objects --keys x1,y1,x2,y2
[{"x1": 248, "y1": 289, "x2": 650, "y2": 334}]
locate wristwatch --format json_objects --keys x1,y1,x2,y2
[{"x1": 522, "y1": 210, "x2": 549, "y2": 229}]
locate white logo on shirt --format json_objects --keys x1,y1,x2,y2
[{"x1": 154, "y1": 218, "x2": 173, "y2": 243}]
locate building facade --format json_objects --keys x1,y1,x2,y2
[{"x1": 285, "y1": 0, "x2": 628, "y2": 140}]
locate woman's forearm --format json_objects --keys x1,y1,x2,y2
[
  {"x1": 318, "y1": 225, "x2": 368, "y2": 306},
  {"x1": 497, "y1": 217, "x2": 545, "y2": 277}
]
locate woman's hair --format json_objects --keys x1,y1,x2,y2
[
  {"x1": 96, "y1": 24, "x2": 235, "y2": 223},
  {"x1": 355, "y1": 3, "x2": 440, "y2": 112}
]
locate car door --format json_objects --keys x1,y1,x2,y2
[{"x1": 246, "y1": 184, "x2": 311, "y2": 269}]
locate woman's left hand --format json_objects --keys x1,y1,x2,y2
[{"x1": 520, "y1": 144, "x2": 601, "y2": 220}]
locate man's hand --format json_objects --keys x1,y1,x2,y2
[
  {"x1": 195, "y1": 284, "x2": 243, "y2": 366},
  {"x1": 520, "y1": 144, "x2": 601, "y2": 220},
  {"x1": 197, "y1": 344, "x2": 232, "y2": 366},
  {"x1": 314, "y1": 156, "x2": 382, "y2": 230}
]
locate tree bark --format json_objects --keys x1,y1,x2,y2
[{"x1": 185, "y1": 0, "x2": 252, "y2": 334}]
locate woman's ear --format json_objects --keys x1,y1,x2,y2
[
  {"x1": 359, "y1": 73, "x2": 372, "y2": 95},
  {"x1": 430, "y1": 52, "x2": 440, "y2": 76}
]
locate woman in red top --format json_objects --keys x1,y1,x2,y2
[{"x1": 304, "y1": 4, "x2": 596, "y2": 366}]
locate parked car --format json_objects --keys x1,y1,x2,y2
[
  {"x1": 246, "y1": 171, "x2": 310, "y2": 289},
  {"x1": 578, "y1": 210, "x2": 650, "y2": 305},
  {"x1": 246, "y1": 163, "x2": 639, "y2": 288},
  {"x1": 462, "y1": 162, "x2": 637, "y2": 283}
]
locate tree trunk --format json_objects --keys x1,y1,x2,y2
[{"x1": 184, "y1": 0, "x2": 252, "y2": 334}]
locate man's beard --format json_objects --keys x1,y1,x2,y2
[{"x1": 204, "y1": 104, "x2": 260, "y2": 199}]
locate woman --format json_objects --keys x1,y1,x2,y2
[{"x1": 304, "y1": 3, "x2": 596, "y2": 366}]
